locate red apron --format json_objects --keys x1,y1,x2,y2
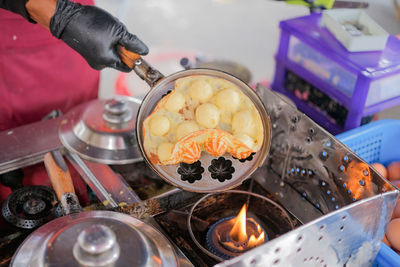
[{"x1": 0, "y1": 0, "x2": 99, "y2": 204}]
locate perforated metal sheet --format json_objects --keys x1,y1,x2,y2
[
  {"x1": 214, "y1": 85, "x2": 399, "y2": 266},
  {"x1": 217, "y1": 192, "x2": 396, "y2": 267}
]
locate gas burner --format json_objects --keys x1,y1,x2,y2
[
  {"x1": 206, "y1": 204, "x2": 267, "y2": 260},
  {"x1": 187, "y1": 190, "x2": 295, "y2": 262},
  {"x1": 23, "y1": 198, "x2": 46, "y2": 215},
  {"x1": 2, "y1": 186, "x2": 60, "y2": 229}
]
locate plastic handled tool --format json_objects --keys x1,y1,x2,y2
[
  {"x1": 117, "y1": 46, "x2": 164, "y2": 87},
  {"x1": 283, "y1": 0, "x2": 368, "y2": 10},
  {"x1": 44, "y1": 150, "x2": 83, "y2": 215},
  {"x1": 284, "y1": 0, "x2": 335, "y2": 9}
]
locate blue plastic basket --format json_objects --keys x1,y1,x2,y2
[{"x1": 337, "y1": 119, "x2": 400, "y2": 266}]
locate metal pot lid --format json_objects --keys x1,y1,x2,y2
[
  {"x1": 180, "y1": 57, "x2": 253, "y2": 84},
  {"x1": 194, "y1": 60, "x2": 252, "y2": 84},
  {"x1": 59, "y1": 96, "x2": 143, "y2": 164},
  {"x1": 11, "y1": 211, "x2": 177, "y2": 267}
]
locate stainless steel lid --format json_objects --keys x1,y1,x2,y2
[
  {"x1": 11, "y1": 211, "x2": 177, "y2": 267},
  {"x1": 180, "y1": 57, "x2": 253, "y2": 84},
  {"x1": 59, "y1": 96, "x2": 143, "y2": 164}
]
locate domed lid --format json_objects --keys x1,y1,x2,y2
[
  {"x1": 59, "y1": 96, "x2": 143, "y2": 164},
  {"x1": 11, "y1": 211, "x2": 177, "y2": 267}
]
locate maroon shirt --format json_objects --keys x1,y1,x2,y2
[
  {"x1": 0, "y1": 0, "x2": 98, "y2": 203},
  {"x1": 0, "y1": 0, "x2": 99, "y2": 130}
]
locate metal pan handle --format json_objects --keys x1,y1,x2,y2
[
  {"x1": 44, "y1": 151, "x2": 83, "y2": 215},
  {"x1": 118, "y1": 46, "x2": 164, "y2": 87}
]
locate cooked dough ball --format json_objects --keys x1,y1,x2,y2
[
  {"x1": 195, "y1": 103, "x2": 220, "y2": 128},
  {"x1": 232, "y1": 110, "x2": 255, "y2": 136},
  {"x1": 149, "y1": 115, "x2": 170, "y2": 136},
  {"x1": 216, "y1": 88, "x2": 241, "y2": 112},
  {"x1": 234, "y1": 134, "x2": 255, "y2": 150},
  {"x1": 176, "y1": 121, "x2": 200, "y2": 141},
  {"x1": 210, "y1": 78, "x2": 233, "y2": 90},
  {"x1": 157, "y1": 143, "x2": 174, "y2": 162},
  {"x1": 220, "y1": 112, "x2": 232, "y2": 125},
  {"x1": 189, "y1": 79, "x2": 213, "y2": 102},
  {"x1": 165, "y1": 92, "x2": 185, "y2": 112}
]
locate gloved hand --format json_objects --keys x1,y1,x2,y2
[{"x1": 49, "y1": 0, "x2": 148, "y2": 72}]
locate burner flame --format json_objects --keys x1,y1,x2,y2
[
  {"x1": 229, "y1": 204, "x2": 248, "y2": 243},
  {"x1": 248, "y1": 227, "x2": 265, "y2": 249},
  {"x1": 225, "y1": 204, "x2": 265, "y2": 249},
  {"x1": 206, "y1": 203, "x2": 268, "y2": 260}
]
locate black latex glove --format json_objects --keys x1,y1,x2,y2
[{"x1": 50, "y1": 0, "x2": 148, "y2": 72}]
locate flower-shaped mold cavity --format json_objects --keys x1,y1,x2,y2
[
  {"x1": 161, "y1": 90, "x2": 172, "y2": 99},
  {"x1": 208, "y1": 157, "x2": 235, "y2": 182},
  {"x1": 177, "y1": 161, "x2": 204, "y2": 183},
  {"x1": 233, "y1": 152, "x2": 256, "y2": 163}
]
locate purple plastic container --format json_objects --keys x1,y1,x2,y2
[{"x1": 271, "y1": 13, "x2": 400, "y2": 134}]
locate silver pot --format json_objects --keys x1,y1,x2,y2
[
  {"x1": 11, "y1": 151, "x2": 177, "y2": 267},
  {"x1": 11, "y1": 210, "x2": 177, "y2": 267}
]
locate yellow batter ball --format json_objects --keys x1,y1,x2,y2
[
  {"x1": 234, "y1": 133, "x2": 256, "y2": 150},
  {"x1": 176, "y1": 121, "x2": 200, "y2": 141},
  {"x1": 157, "y1": 142, "x2": 174, "y2": 162},
  {"x1": 232, "y1": 110, "x2": 255, "y2": 137},
  {"x1": 216, "y1": 88, "x2": 240, "y2": 112},
  {"x1": 189, "y1": 79, "x2": 213, "y2": 102},
  {"x1": 165, "y1": 92, "x2": 185, "y2": 112},
  {"x1": 195, "y1": 103, "x2": 220, "y2": 129},
  {"x1": 149, "y1": 115, "x2": 170, "y2": 136}
]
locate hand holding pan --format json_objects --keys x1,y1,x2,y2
[{"x1": 117, "y1": 46, "x2": 272, "y2": 193}]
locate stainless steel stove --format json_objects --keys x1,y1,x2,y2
[{"x1": 0, "y1": 85, "x2": 398, "y2": 267}]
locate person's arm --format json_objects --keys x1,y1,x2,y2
[
  {"x1": 25, "y1": 0, "x2": 56, "y2": 30},
  {"x1": 0, "y1": 0, "x2": 55, "y2": 25},
  {"x1": 1, "y1": 0, "x2": 148, "y2": 72},
  {"x1": 0, "y1": 0, "x2": 33, "y2": 21}
]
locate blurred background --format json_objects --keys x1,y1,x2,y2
[{"x1": 95, "y1": 0, "x2": 400, "y2": 118}]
